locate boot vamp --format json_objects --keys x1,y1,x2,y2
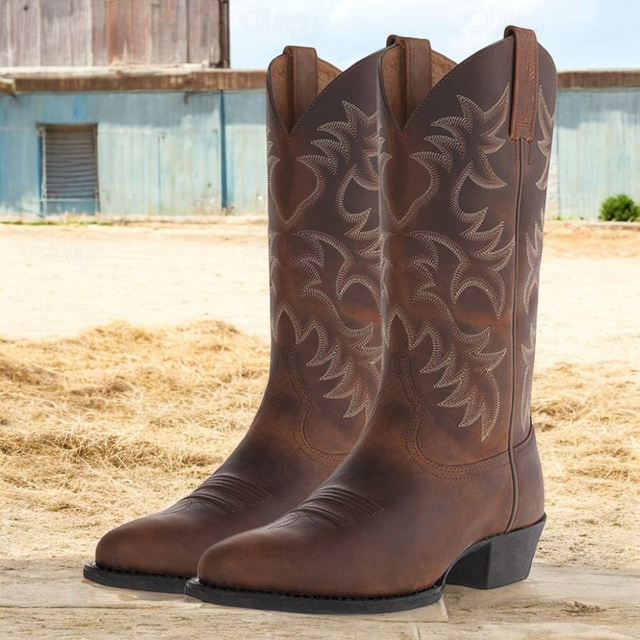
[
  {"x1": 197, "y1": 360, "x2": 516, "y2": 598},
  {"x1": 95, "y1": 348, "x2": 346, "y2": 578},
  {"x1": 94, "y1": 470, "x2": 322, "y2": 578},
  {"x1": 196, "y1": 446, "x2": 514, "y2": 598},
  {"x1": 94, "y1": 434, "x2": 339, "y2": 578}
]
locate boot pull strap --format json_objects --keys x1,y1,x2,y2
[
  {"x1": 386, "y1": 35, "x2": 432, "y2": 123},
  {"x1": 283, "y1": 46, "x2": 318, "y2": 126},
  {"x1": 504, "y1": 25, "x2": 539, "y2": 141}
]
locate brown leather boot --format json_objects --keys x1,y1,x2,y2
[
  {"x1": 186, "y1": 26, "x2": 556, "y2": 613},
  {"x1": 84, "y1": 45, "x2": 386, "y2": 592}
]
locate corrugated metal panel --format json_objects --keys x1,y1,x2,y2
[
  {"x1": 7, "y1": 87, "x2": 640, "y2": 221},
  {"x1": 555, "y1": 89, "x2": 640, "y2": 219},
  {"x1": 96, "y1": 92, "x2": 224, "y2": 216},
  {"x1": 0, "y1": 90, "x2": 267, "y2": 217},
  {"x1": 222, "y1": 91, "x2": 267, "y2": 214}
]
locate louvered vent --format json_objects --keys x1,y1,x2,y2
[{"x1": 41, "y1": 125, "x2": 99, "y2": 214}]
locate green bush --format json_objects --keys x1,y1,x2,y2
[{"x1": 599, "y1": 194, "x2": 640, "y2": 222}]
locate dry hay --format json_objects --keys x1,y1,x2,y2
[
  {"x1": 1, "y1": 320, "x2": 638, "y2": 569},
  {"x1": 533, "y1": 361, "x2": 640, "y2": 569},
  {"x1": 0, "y1": 321, "x2": 269, "y2": 559}
]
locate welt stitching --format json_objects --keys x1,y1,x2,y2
[{"x1": 94, "y1": 565, "x2": 190, "y2": 581}]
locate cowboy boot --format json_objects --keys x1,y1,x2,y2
[
  {"x1": 84, "y1": 44, "x2": 385, "y2": 593},
  {"x1": 186, "y1": 26, "x2": 556, "y2": 613}
]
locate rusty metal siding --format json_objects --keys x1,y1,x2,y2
[
  {"x1": 554, "y1": 88, "x2": 640, "y2": 219},
  {"x1": 40, "y1": 1, "x2": 94, "y2": 66},
  {"x1": 559, "y1": 70, "x2": 640, "y2": 89},
  {"x1": 0, "y1": 0, "x2": 225, "y2": 67},
  {"x1": 188, "y1": 0, "x2": 222, "y2": 66},
  {"x1": 0, "y1": 69, "x2": 266, "y2": 93},
  {"x1": 0, "y1": 0, "x2": 41, "y2": 66}
]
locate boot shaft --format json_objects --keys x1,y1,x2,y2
[
  {"x1": 265, "y1": 47, "x2": 386, "y2": 438},
  {"x1": 378, "y1": 29, "x2": 556, "y2": 462}
]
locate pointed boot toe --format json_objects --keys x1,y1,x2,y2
[
  {"x1": 85, "y1": 507, "x2": 206, "y2": 593},
  {"x1": 185, "y1": 522, "x2": 391, "y2": 613},
  {"x1": 191, "y1": 529, "x2": 295, "y2": 595}
]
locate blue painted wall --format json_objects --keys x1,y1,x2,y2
[
  {"x1": 222, "y1": 91, "x2": 267, "y2": 215},
  {"x1": 3, "y1": 87, "x2": 638, "y2": 220},
  {"x1": 0, "y1": 89, "x2": 267, "y2": 217},
  {"x1": 551, "y1": 88, "x2": 640, "y2": 220}
]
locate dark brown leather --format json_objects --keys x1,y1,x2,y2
[
  {"x1": 196, "y1": 28, "x2": 556, "y2": 598},
  {"x1": 91, "y1": 46, "x2": 385, "y2": 582}
]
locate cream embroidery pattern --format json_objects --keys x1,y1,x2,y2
[
  {"x1": 520, "y1": 84, "x2": 554, "y2": 430},
  {"x1": 520, "y1": 324, "x2": 536, "y2": 432},
  {"x1": 381, "y1": 85, "x2": 514, "y2": 440},
  {"x1": 523, "y1": 208, "x2": 544, "y2": 316},
  {"x1": 269, "y1": 102, "x2": 382, "y2": 420},
  {"x1": 535, "y1": 87, "x2": 554, "y2": 191}
]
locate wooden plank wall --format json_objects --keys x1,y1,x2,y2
[
  {"x1": 0, "y1": 0, "x2": 223, "y2": 67},
  {"x1": 187, "y1": 0, "x2": 221, "y2": 65}
]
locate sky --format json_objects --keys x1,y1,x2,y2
[{"x1": 229, "y1": 0, "x2": 640, "y2": 71}]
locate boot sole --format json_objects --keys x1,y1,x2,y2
[
  {"x1": 83, "y1": 561, "x2": 189, "y2": 594},
  {"x1": 184, "y1": 515, "x2": 545, "y2": 614}
]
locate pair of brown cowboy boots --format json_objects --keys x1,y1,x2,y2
[{"x1": 84, "y1": 26, "x2": 556, "y2": 614}]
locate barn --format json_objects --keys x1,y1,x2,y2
[
  {"x1": 548, "y1": 71, "x2": 640, "y2": 220},
  {"x1": 0, "y1": 0, "x2": 267, "y2": 218},
  {"x1": 1, "y1": 1, "x2": 638, "y2": 220}
]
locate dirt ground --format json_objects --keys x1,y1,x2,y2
[{"x1": 1, "y1": 220, "x2": 639, "y2": 638}]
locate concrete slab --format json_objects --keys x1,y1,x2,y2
[{"x1": 1, "y1": 559, "x2": 638, "y2": 639}]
